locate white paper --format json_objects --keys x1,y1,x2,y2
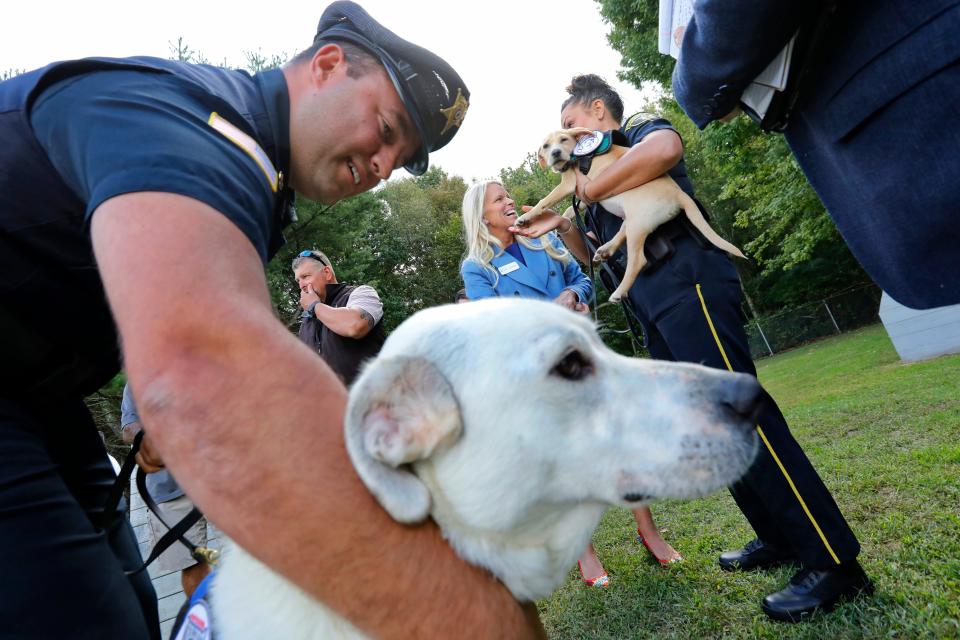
[
  {"x1": 740, "y1": 82, "x2": 777, "y2": 119},
  {"x1": 752, "y1": 35, "x2": 796, "y2": 91},
  {"x1": 658, "y1": 0, "x2": 674, "y2": 56},
  {"x1": 658, "y1": 0, "x2": 694, "y2": 58},
  {"x1": 659, "y1": 0, "x2": 797, "y2": 119}
]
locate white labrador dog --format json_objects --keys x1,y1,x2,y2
[{"x1": 212, "y1": 298, "x2": 761, "y2": 639}]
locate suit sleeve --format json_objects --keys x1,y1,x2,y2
[
  {"x1": 461, "y1": 260, "x2": 498, "y2": 300},
  {"x1": 556, "y1": 237, "x2": 593, "y2": 304},
  {"x1": 672, "y1": 0, "x2": 813, "y2": 128}
]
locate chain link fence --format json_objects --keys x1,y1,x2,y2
[{"x1": 745, "y1": 285, "x2": 882, "y2": 359}]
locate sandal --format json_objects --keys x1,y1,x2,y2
[
  {"x1": 637, "y1": 530, "x2": 683, "y2": 566},
  {"x1": 577, "y1": 560, "x2": 610, "y2": 587}
]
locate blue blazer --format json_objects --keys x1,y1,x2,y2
[
  {"x1": 673, "y1": 0, "x2": 960, "y2": 309},
  {"x1": 461, "y1": 235, "x2": 593, "y2": 304}
]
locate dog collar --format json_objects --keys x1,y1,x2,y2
[{"x1": 570, "y1": 130, "x2": 616, "y2": 174}]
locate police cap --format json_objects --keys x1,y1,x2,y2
[{"x1": 315, "y1": 1, "x2": 470, "y2": 175}]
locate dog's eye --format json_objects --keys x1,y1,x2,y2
[
  {"x1": 551, "y1": 350, "x2": 594, "y2": 381},
  {"x1": 542, "y1": 143, "x2": 549, "y2": 149},
  {"x1": 559, "y1": 136, "x2": 569, "y2": 142}
]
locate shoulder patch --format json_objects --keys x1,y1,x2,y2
[
  {"x1": 624, "y1": 112, "x2": 659, "y2": 131},
  {"x1": 207, "y1": 112, "x2": 278, "y2": 192}
]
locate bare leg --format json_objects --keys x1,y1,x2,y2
[
  {"x1": 577, "y1": 543, "x2": 609, "y2": 586},
  {"x1": 634, "y1": 507, "x2": 682, "y2": 565}
]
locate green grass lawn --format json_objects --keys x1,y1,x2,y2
[{"x1": 538, "y1": 324, "x2": 960, "y2": 639}]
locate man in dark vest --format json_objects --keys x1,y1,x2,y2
[{"x1": 293, "y1": 249, "x2": 386, "y2": 385}]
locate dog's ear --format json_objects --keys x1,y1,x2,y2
[
  {"x1": 345, "y1": 356, "x2": 462, "y2": 524},
  {"x1": 538, "y1": 148, "x2": 547, "y2": 169},
  {"x1": 562, "y1": 127, "x2": 596, "y2": 139}
]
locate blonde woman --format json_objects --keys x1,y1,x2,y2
[{"x1": 460, "y1": 181, "x2": 591, "y2": 307}]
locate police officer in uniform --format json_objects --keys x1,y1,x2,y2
[
  {"x1": 0, "y1": 3, "x2": 542, "y2": 638},
  {"x1": 515, "y1": 74, "x2": 872, "y2": 622}
]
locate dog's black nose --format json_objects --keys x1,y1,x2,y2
[
  {"x1": 551, "y1": 148, "x2": 561, "y2": 158},
  {"x1": 722, "y1": 373, "x2": 765, "y2": 426}
]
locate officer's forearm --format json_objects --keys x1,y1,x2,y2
[
  {"x1": 91, "y1": 192, "x2": 541, "y2": 639},
  {"x1": 587, "y1": 129, "x2": 683, "y2": 200},
  {"x1": 312, "y1": 304, "x2": 372, "y2": 338}
]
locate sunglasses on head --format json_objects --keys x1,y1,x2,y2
[{"x1": 298, "y1": 250, "x2": 329, "y2": 267}]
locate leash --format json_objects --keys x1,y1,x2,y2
[
  {"x1": 129, "y1": 468, "x2": 219, "y2": 575},
  {"x1": 100, "y1": 431, "x2": 219, "y2": 576},
  {"x1": 570, "y1": 197, "x2": 648, "y2": 349}
]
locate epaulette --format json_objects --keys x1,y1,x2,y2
[{"x1": 624, "y1": 112, "x2": 659, "y2": 131}]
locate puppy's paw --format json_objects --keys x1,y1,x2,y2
[{"x1": 593, "y1": 246, "x2": 612, "y2": 263}]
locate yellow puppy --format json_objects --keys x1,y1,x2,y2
[{"x1": 517, "y1": 128, "x2": 745, "y2": 303}]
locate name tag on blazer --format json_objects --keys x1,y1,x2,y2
[{"x1": 498, "y1": 261, "x2": 520, "y2": 275}]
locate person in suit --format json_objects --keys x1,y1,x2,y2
[
  {"x1": 460, "y1": 181, "x2": 592, "y2": 310},
  {"x1": 672, "y1": 0, "x2": 960, "y2": 310}
]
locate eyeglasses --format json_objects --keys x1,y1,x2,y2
[{"x1": 298, "y1": 250, "x2": 329, "y2": 267}]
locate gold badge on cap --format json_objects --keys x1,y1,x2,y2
[{"x1": 439, "y1": 88, "x2": 469, "y2": 135}]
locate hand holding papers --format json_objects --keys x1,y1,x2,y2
[{"x1": 659, "y1": 0, "x2": 795, "y2": 121}]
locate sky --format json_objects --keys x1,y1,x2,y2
[{"x1": 2, "y1": 0, "x2": 660, "y2": 183}]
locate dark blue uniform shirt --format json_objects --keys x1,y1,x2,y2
[
  {"x1": 29, "y1": 60, "x2": 289, "y2": 261},
  {"x1": 0, "y1": 57, "x2": 293, "y2": 395}
]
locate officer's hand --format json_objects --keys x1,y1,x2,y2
[
  {"x1": 554, "y1": 289, "x2": 579, "y2": 311},
  {"x1": 135, "y1": 431, "x2": 165, "y2": 474},
  {"x1": 509, "y1": 207, "x2": 561, "y2": 238},
  {"x1": 121, "y1": 420, "x2": 142, "y2": 445},
  {"x1": 299, "y1": 286, "x2": 321, "y2": 311}
]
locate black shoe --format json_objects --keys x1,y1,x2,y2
[
  {"x1": 761, "y1": 561, "x2": 874, "y2": 622},
  {"x1": 718, "y1": 538, "x2": 798, "y2": 572}
]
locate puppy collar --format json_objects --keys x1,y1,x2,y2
[{"x1": 570, "y1": 130, "x2": 619, "y2": 174}]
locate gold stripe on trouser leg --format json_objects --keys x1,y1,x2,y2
[{"x1": 695, "y1": 283, "x2": 841, "y2": 564}]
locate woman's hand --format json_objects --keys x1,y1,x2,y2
[
  {"x1": 510, "y1": 207, "x2": 571, "y2": 238},
  {"x1": 554, "y1": 289, "x2": 579, "y2": 311}
]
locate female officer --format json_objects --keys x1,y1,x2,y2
[
  {"x1": 460, "y1": 181, "x2": 592, "y2": 310},
  {"x1": 514, "y1": 74, "x2": 868, "y2": 620}
]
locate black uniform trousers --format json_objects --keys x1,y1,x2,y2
[
  {"x1": 0, "y1": 396, "x2": 161, "y2": 640},
  {"x1": 619, "y1": 231, "x2": 860, "y2": 569}
]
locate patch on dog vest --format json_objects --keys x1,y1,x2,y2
[
  {"x1": 573, "y1": 131, "x2": 604, "y2": 156},
  {"x1": 173, "y1": 600, "x2": 213, "y2": 640},
  {"x1": 624, "y1": 112, "x2": 658, "y2": 131}
]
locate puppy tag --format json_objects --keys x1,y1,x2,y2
[
  {"x1": 573, "y1": 131, "x2": 603, "y2": 156},
  {"x1": 498, "y1": 261, "x2": 520, "y2": 275}
]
